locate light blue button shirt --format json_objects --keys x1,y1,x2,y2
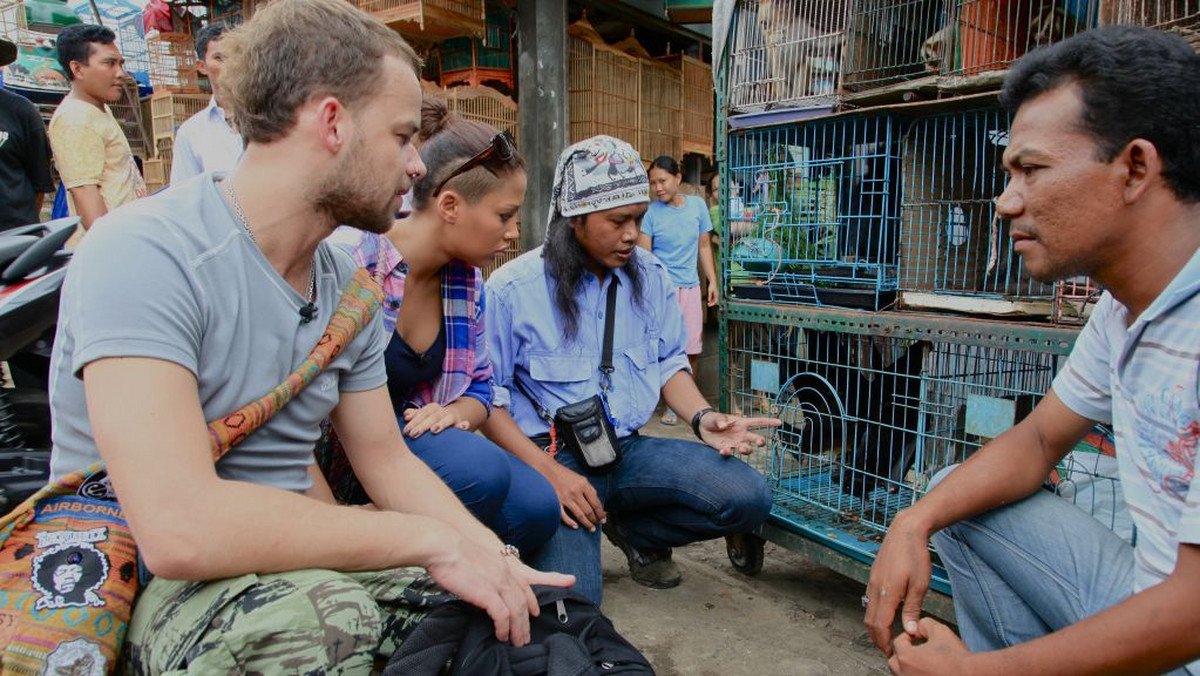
[
  {"x1": 169, "y1": 97, "x2": 243, "y2": 184},
  {"x1": 486, "y1": 247, "x2": 691, "y2": 438}
]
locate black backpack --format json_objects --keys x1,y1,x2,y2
[{"x1": 384, "y1": 585, "x2": 655, "y2": 676}]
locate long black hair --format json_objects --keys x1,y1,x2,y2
[{"x1": 543, "y1": 215, "x2": 647, "y2": 342}]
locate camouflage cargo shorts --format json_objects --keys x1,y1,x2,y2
[{"x1": 122, "y1": 567, "x2": 454, "y2": 674}]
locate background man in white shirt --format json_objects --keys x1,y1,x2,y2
[{"x1": 169, "y1": 22, "x2": 242, "y2": 183}]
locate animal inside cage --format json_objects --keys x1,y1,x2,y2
[
  {"x1": 1053, "y1": 275, "x2": 1102, "y2": 324},
  {"x1": 347, "y1": 0, "x2": 484, "y2": 39},
  {"x1": 154, "y1": 136, "x2": 174, "y2": 176},
  {"x1": 727, "y1": 0, "x2": 851, "y2": 113},
  {"x1": 568, "y1": 18, "x2": 640, "y2": 146},
  {"x1": 1102, "y1": 0, "x2": 1200, "y2": 49},
  {"x1": 147, "y1": 32, "x2": 200, "y2": 93},
  {"x1": 724, "y1": 307, "x2": 1123, "y2": 566},
  {"x1": 661, "y1": 53, "x2": 715, "y2": 157},
  {"x1": 638, "y1": 58, "x2": 683, "y2": 164},
  {"x1": 841, "y1": 0, "x2": 948, "y2": 92},
  {"x1": 150, "y1": 90, "x2": 208, "y2": 141},
  {"x1": 725, "y1": 114, "x2": 904, "y2": 310},
  {"x1": 946, "y1": 0, "x2": 1099, "y2": 77},
  {"x1": 899, "y1": 107, "x2": 1055, "y2": 315},
  {"x1": 443, "y1": 85, "x2": 518, "y2": 143}
]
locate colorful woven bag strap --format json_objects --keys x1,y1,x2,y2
[
  {"x1": 0, "y1": 267, "x2": 384, "y2": 532},
  {"x1": 207, "y1": 266, "x2": 383, "y2": 459}
]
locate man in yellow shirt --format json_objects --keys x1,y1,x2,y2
[{"x1": 48, "y1": 24, "x2": 144, "y2": 235}]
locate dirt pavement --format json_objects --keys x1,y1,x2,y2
[{"x1": 597, "y1": 416, "x2": 889, "y2": 676}]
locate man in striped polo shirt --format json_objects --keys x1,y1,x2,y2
[{"x1": 864, "y1": 25, "x2": 1200, "y2": 675}]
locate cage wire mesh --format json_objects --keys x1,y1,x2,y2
[
  {"x1": 669, "y1": 54, "x2": 715, "y2": 157},
  {"x1": 1053, "y1": 275, "x2": 1103, "y2": 324},
  {"x1": 1102, "y1": 0, "x2": 1200, "y2": 48},
  {"x1": 725, "y1": 309, "x2": 1126, "y2": 554},
  {"x1": 147, "y1": 32, "x2": 200, "y2": 93},
  {"x1": 842, "y1": 0, "x2": 948, "y2": 92},
  {"x1": 638, "y1": 58, "x2": 683, "y2": 164},
  {"x1": 945, "y1": 0, "x2": 1099, "y2": 77},
  {"x1": 727, "y1": 0, "x2": 850, "y2": 113},
  {"x1": 150, "y1": 91, "x2": 208, "y2": 141},
  {"x1": 116, "y1": 17, "x2": 150, "y2": 80},
  {"x1": 724, "y1": 114, "x2": 904, "y2": 310},
  {"x1": 444, "y1": 85, "x2": 519, "y2": 144},
  {"x1": 0, "y1": 0, "x2": 27, "y2": 45},
  {"x1": 898, "y1": 107, "x2": 1056, "y2": 312}
]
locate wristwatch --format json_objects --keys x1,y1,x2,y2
[{"x1": 690, "y1": 407, "x2": 714, "y2": 440}]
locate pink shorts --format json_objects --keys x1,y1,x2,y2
[{"x1": 676, "y1": 284, "x2": 703, "y2": 355}]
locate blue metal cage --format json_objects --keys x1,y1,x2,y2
[
  {"x1": 723, "y1": 305, "x2": 1124, "y2": 591},
  {"x1": 725, "y1": 113, "x2": 905, "y2": 310},
  {"x1": 898, "y1": 107, "x2": 1057, "y2": 315}
]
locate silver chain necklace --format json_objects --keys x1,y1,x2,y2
[{"x1": 222, "y1": 179, "x2": 316, "y2": 304}]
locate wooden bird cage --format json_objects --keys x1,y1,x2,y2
[
  {"x1": 147, "y1": 32, "x2": 200, "y2": 93},
  {"x1": 662, "y1": 53, "x2": 714, "y2": 158},
  {"x1": 0, "y1": 0, "x2": 28, "y2": 45},
  {"x1": 638, "y1": 58, "x2": 683, "y2": 164},
  {"x1": 443, "y1": 85, "x2": 518, "y2": 143},
  {"x1": 347, "y1": 0, "x2": 484, "y2": 40},
  {"x1": 568, "y1": 17, "x2": 640, "y2": 147},
  {"x1": 1101, "y1": 0, "x2": 1200, "y2": 49},
  {"x1": 439, "y1": 1, "x2": 513, "y2": 89},
  {"x1": 154, "y1": 135, "x2": 174, "y2": 169},
  {"x1": 150, "y1": 90, "x2": 208, "y2": 141},
  {"x1": 109, "y1": 76, "x2": 151, "y2": 160},
  {"x1": 144, "y1": 158, "x2": 168, "y2": 194}
]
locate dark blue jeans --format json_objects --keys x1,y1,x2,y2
[
  {"x1": 405, "y1": 426, "x2": 560, "y2": 555},
  {"x1": 529, "y1": 433, "x2": 772, "y2": 605}
]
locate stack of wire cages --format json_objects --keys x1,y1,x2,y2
[
  {"x1": 898, "y1": 106, "x2": 1057, "y2": 316},
  {"x1": 722, "y1": 306, "x2": 1125, "y2": 589},
  {"x1": 944, "y1": 0, "x2": 1099, "y2": 80},
  {"x1": 725, "y1": 113, "x2": 904, "y2": 310},
  {"x1": 147, "y1": 32, "x2": 200, "y2": 93},
  {"x1": 841, "y1": 0, "x2": 950, "y2": 94},
  {"x1": 727, "y1": 0, "x2": 851, "y2": 113},
  {"x1": 0, "y1": 0, "x2": 27, "y2": 46},
  {"x1": 116, "y1": 16, "x2": 151, "y2": 89},
  {"x1": 1101, "y1": 0, "x2": 1200, "y2": 49}
]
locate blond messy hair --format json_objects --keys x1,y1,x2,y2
[{"x1": 219, "y1": 0, "x2": 421, "y2": 144}]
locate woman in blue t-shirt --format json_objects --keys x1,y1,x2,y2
[{"x1": 638, "y1": 156, "x2": 717, "y2": 424}]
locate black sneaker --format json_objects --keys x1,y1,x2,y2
[{"x1": 602, "y1": 521, "x2": 682, "y2": 590}]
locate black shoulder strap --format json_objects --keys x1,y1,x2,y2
[{"x1": 599, "y1": 275, "x2": 618, "y2": 391}]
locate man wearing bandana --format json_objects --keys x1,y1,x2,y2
[{"x1": 483, "y1": 135, "x2": 777, "y2": 603}]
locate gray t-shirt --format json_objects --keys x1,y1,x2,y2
[{"x1": 48, "y1": 173, "x2": 388, "y2": 491}]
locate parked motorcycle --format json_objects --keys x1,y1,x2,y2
[{"x1": 0, "y1": 217, "x2": 77, "y2": 510}]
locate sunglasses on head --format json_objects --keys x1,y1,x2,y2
[{"x1": 432, "y1": 131, "x2": 516, "y2": 197}]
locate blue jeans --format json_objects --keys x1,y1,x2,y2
[
  {"x1": 530, "y1": 433, "x2": 772, "y2": 605},
  {"x1": 929, "y1": 465, "x2": 1137, "y2": 652},
  {"x1": 405, "y1": 426, "x2": 560, "y2": 555}
]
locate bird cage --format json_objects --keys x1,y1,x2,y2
[
  {"x1": 439, "y1": 1, "x2": 513, "y2": 89},
  {"x1": 144, "y1": 158, "x2": 168, "y2": 194},
  {"x1": 480, "y1": 237, "x2": 520, "y2": 279},
  {"x1": 109, "y1": 77, "x2": 151, "y2": 159},
  {"x1": 726, "y1": 0, "x2": 851, "y2": 113},
  {"x1": 945, "y1": 0, "x2": 1099, "y2": 78},
  {"x1": 1053, "y1": 276, "x2": 1102, "y2": 324},
  {"x1": 147, "y1": 32, "x2": 200, "y2": 93},
  {"x1": 154, "y1": 136, "x2": 174, "y2": 176},
  {"x1": 1101, "y1": 0, "x2": 1200, "y2": 49},
  {"x1": 725, "y1": 307, "x2": 1122, "y2": 573},
  {"x1": 116, "y1": 16, "x2": 150, "y2": 84},
  {"x1": 899, "y1": 107, "x2": 1055, "y2": 316},
  {"x1": 208, "y1": 0, "x2": 245, "y2": 27},
  {"x1": 638, "y1": 58, "x2": 683, "y2": 164},
  {"x1": 841, "y1": 0, "x2": 948, "y2": 93},
  {"x1": 661, "y1": 53, "x2": 715, "y2": 158},
  {"x1": 0, "y1": 0, "x2": 28, "y2": 45},
  {"x1": 150, "y1": 90, "x2": 208, "y2": 141},
  {"x1": 443, "y1": 85, "x2": 518, "y2": 143},
  {"x1": 347, "y1": 0, "x2": 484, "y2": 39},
  {"x1": 725, "y1": 113, "x2": 904, "y2": 311},
  {"x1": 568, "y1": 18, "x2": 640, "y2": 147}
]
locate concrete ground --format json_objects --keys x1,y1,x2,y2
[{"x1": 595, "y1": 322, "x2": 890, "y2": 675}]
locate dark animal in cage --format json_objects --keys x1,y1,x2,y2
[{"x1": 839, "y1": 340, "x2": 930, "y2": 498}]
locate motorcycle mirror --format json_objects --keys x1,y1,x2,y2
[{"x1": 2, "y1": 218, "x2": 80, "y2": 283}]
